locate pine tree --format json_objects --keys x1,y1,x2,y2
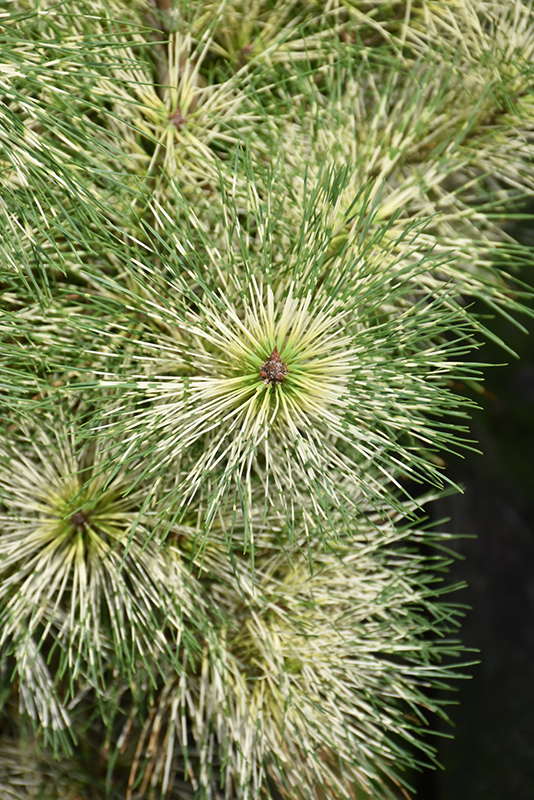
[{"x1": 1, "y1": 1, "x2": 533, "y2": 798}]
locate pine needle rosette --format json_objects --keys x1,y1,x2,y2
[
  {"x1": 260, "y1": 10, "x2": 534, "y2": 331},
  {"x1": 205, "y1": 517, "x2": 465, "y2": 800},
  {"x1": 111, "y1": 496, "x2": 468, "y2": 800},
  {"x1": 78, "y1": 167, "x2": 482, "y2": 545},
  {"x1": 178, "y1": 278, "x2": 354, "y2": 455},
  {"x1": 0, "y1": 410, "x2": 197, "y2": 708},
  {"x1": 0, "y1": 0, "x2": 269, "y2": 265}
]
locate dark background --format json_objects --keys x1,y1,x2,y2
[{"x1": 417, "y1": 220, "x2": 534, "y2": 800}]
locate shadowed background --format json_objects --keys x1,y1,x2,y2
[{"x1": 419, "y1": 218, "x2": 534, "y2": 800}]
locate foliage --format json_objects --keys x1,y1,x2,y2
[{"x1": 0, "y1": 1, "x2": 533, "y2": 798}]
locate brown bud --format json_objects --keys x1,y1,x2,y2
[
  {"x1": 169, "y1": 107, "x2": 185, "y2": 129},
  {"x1": 259, "y1": 347, "x2": 287, "y2": 387}
]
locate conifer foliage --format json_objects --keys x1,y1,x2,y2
[{"x1": 1, "y1": 1, "x2": 533, "y2": 798}]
